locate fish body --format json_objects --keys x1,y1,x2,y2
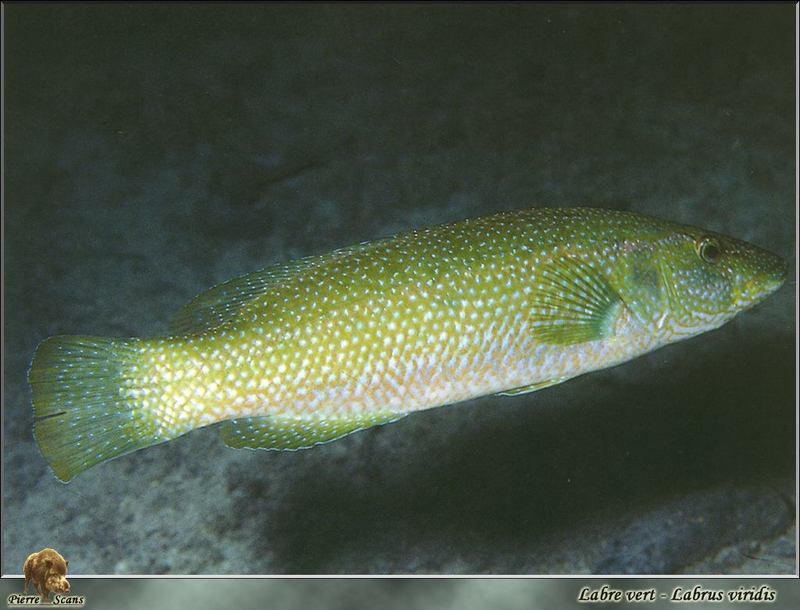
[{"x1": 29, "y1": 207, "x2": 787, "y2": 481}]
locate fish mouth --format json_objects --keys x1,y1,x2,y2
[
  {"x1": 736, "y1": 253, "x2": 788, "y2": 309},
  {"x1": 757, "y1": 252, "x2": 787, "y2": 295},
  {"x1": 764, "y1": 269, "x2": 787, "y2": 295}
]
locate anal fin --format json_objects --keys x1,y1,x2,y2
[
  {"x1": 220, "y1": 411, "x2": 408, "y2": 450},
  {"x1": 496, "y1": 377, "x2": 567, "y2": 396}
]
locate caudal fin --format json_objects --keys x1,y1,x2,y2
[{"x1": 28, "y1": 336, "x2": 165, "y2": 482}]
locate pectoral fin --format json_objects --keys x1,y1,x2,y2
[{"x1": 529, "y1": 256, "x2": 623, "y2": 345}]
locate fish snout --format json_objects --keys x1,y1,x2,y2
[{"x1": 732, "y1": 245, "x2": 787, "y2": 309}]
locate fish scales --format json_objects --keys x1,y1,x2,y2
[
  {"x1": 28, "y1": 207, "x2": 787, "y2": 481},
  {"x1": 133, "y1": 211, "x2": 648, "y2": 428}
]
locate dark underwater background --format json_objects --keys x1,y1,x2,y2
[{"x1": 3, "y1": 5, "x2": 796, "y2": 576}]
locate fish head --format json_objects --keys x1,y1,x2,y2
[{"x1": 642, "y1": 226, "x2": 787, "y2": 338}]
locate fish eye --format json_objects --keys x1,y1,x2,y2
[{"x1": 697, "y1": 237, "x2": 721, "y2": 264}]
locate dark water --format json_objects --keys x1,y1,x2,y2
[{"x1": 3, "y1": 4, "x2": 795, "y2": 578}]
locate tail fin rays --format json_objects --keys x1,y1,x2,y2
[{"x1": 28, "y1": 336, "x2": 165, "y2": 482}]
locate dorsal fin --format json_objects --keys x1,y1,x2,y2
[
  {"x1": 170, "y1": 257, "x2": 320, "y2": 335},
  {"x1": 170, "y1": 239, "x2": 391, "y2": 335}
]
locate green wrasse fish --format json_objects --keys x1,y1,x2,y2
[{"x1": 29, "y1": 207, "x2": 787, "y2": 481}]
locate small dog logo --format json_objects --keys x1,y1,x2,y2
[{"x1": 22, "y1": 548, "x2": 70, "y2": 603}]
